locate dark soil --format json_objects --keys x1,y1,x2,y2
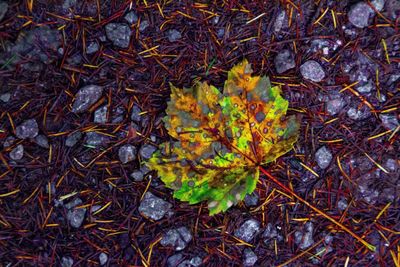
[{"x1": 0, "y1": 1, "x2": 399, "y2": 266}]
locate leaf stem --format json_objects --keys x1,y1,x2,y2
[{"x1": 258, "y1": 166, "x2": 376, "y2": 252}]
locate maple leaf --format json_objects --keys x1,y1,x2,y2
[{"x1": 148, "y1": 59, "x2": 300, "y2": 215}]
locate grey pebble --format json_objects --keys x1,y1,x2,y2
[
  {"x1": 10, "y1": 144, "x2": 24, "y2": 160},
  {"x1": 124, "y1": 11, "x2": 138, "y2": 24},
  {"x1": 139, "y1": 20, "x2": 150, "y2": 32},
  {"x1": 234, "y1": 219, "x2": 260, "y2": 243},
  {"x1": 139, "y1": 144, "x2": 157, "y2": 160},
  {"x1": 300, "y1": 60, "x2": 325, "y2": 82},
  {"x1": 130, "y1": 170, "x2": 144, "y2": 181},
  {"x1": 34, "y1": 134, "x2": 49, "y2": 148},
  {"x1": 16, "y1": 119, "x2": 39, "y2": 139},
  {"x1": 315, "y1": 146, "x2": 332, "y2": 169},
  {"x1": 379, "y1": 114, "x2": 399, "y2": 131},
  {"x1": 160, "y1": 226, "x2": 193, "y2": 251},
  {"x1": 86, "y1": 42, "x2": 99, "y2": 54},
  {"x1": 105, "y1": 23, "x2": 131, "y2": 48},
  {"x1": 118, "y1": 144, "x2": 137, "y2": 164},
  {"x1": 94, "y1": 105, "x2": 108, "y2": 124},
  {"x1": 72, "y1": 85, "x2": 103, "y2": 113},
  {"x1": 0, "y1": 92, "x2": 10, "y2": 102},
  {"x1": 274, "y1": 49, "x2": 295, "y2": 74},
  {"x1": 99, "y1": 252, "x2": 108, "y2": 265},
  {"x1": 243, "y1": 248, "x2": 258, "y2": 267},
  {"x1": 138, "y1": 191, "x2": 172, "y2": 221},
  {"x1": 167, "y1": 29, "x2": 182, "y2": 42},
  {"x1": 66, "y1": 131, "x2": 82, "y2": 147},
  {"x1": 61, "y1": 256, "x2": 74, "y2": 267}
]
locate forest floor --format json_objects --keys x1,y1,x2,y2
[{"x1": 0, "y1": 1, "x2": 399, "y2": 266}]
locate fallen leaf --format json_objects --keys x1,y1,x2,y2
[{"x1": 148, "y1": 59, "x2": 300, "y2": 215}]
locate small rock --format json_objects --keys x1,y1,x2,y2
[
  {"x1": 112, "y1": 106, "x2": 126, "y2": 123},
  {"x1": 294, "y1": 222, "x2": 315, "y2": 250},
  {"x1": 65, "y1": 198, "x2": 82, "y2": 209},
  {"x1": 130, "y1": 170, "x2": 144, "y2": 181},
  {"x1": 34, "y1": 135, "x2": 49, "y2": 148},
  {"x1": 348, "y1": 2, "x2": 374, "y2": 28},
  {"x1": 217, "y1": 28, "x2": 225, "y2": 39},
  {"x1": 160, "y1": 226, "x2": 193, "y2": 251},
  {"x1": 72, "y1": 85, "x2": 103, "y2": 113},
  {"x1": 66, "y1": 131, "x2": 82, "y2": 147},
  {"x1": 94, "y1": 105, "x2": 108, "y2": 124},
  {"x1": 138, "y1": 192, "x2": 172, "y2": 220},
  {"x1": 243, "y1": 248, "x2": 258, "y2": 267},
  {"x1": 0, "y1": 92, "x2": 10, "y2": 102},
  {"x1": 379, "y1": 114, "x2": 399, "y2": 131},
  {"x1": 167, "y1": 253, "x2": 183, "y2": 267},
  {"x1": 234, "y1": 219, "x2": 260, "y2": 243},
  {"x1": 85, "y1": 132, "x2": 109, "y2": 147},
  {"x1": 139, "y1": 20, "x2": 149, "y2": 32},
  {"x1": 384, "y1": 158, "x2": 399, "y2": 172},
  {"x1": 139, "y1": 144, "x2": 157, "y2": 160},
  {"x1": 263, "y1": 223, "x2": 278, "y2": 240},
  {"x1": 338, "y1": 198, "x2": 348, "y2": 211},
  {"x1": 167, "y1": 29, "x2": 182, "y2": 42},
  {"x1": 187, "y1": 256, "x2": 202, "y2": 267},
  {"x1": 99, "y1": 252, "x2": 108, "y2": 265},
  {"x1": 130, "y1": 105, "x2": 142, "y2": 122},
  {"x1": 105, "y1": 23, "x2": 131, "y2": 48},
  {"x1": 274, "y1": 49, "x2": 296, "y2": 74},
  {"x1": 10, "y1": 144, "x2": 24, "y2": 160},
  {"x1": 356, "y1": 80, "x2": 374, "y2": 93},
  {"x1": 118, "y1": 144, "x2": 137, "y2": 164},
  {"x1": 3, "y1": 136, "x2": 15, "y2": 148},
  {"x1": 0, "y1": 1, "x2": 8, "y2": 21},
  {"x1": 326, "y1": 97, "x2": 345, "y2": 115},
  {"x1": 124, "y1": 11, "x2": 138, "y2": 24},
  {"x1": 67, "y1": 207, "x2": 86, "y2": 228},
  {"x1": 300, "y1": 60, "x2": 325, "y2": 82},
  {"x1": 16, "y1": 119, "x2": 39, "y2": 139},
  {"x1": 61, "y1": 256, "x2": 74, "y2": 267},
  {"x1": 371, "y1": 0, "x2": 385, "y2": 12},
  {"x1": 244, "y1": 192, "x2": 259, "y2": 207},
  {"x1": 86, "y1": 42, "x2": 99, "y2": 54},
  {"x1": 273, "y1": 10, "x2": 288, "y2": 32},
  {"x1": 347, "y1": 106, "x2": 371, "y2": 120},
  {"x1": 315, "y1": 146, "x2": 332, "y2": 169}
]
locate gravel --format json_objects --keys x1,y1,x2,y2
[
  {"x1": 10, "y1": 144, "x2": 24, "y2": 160},
  {"x1": 160, "y1": 226, "x2": 193, "y2": 251},
  {"x1": 66, "y1": 198, "x2": 86, "y2": 228},
  {"x1": 273, "y1": 10, "x2": 288, "y2": 32},
  {"x1": 61, "y1": 256, "x2": 74, "y2": 267},
  {"x1": 167, "y1": 29, "x2": 182, "y2": 42},
  {"x1": 124, "y1": 11, "x2": 138, "y2": 24},
  {"x1": 85, "y1": 132, "x2": 109, "y2": 147},
  {"x1": 94, "y1": 105, "x2": 108, "y2": 124},
  {"x1": 86, "y1": 42, "x2": 99, "y2": 54},
  {"x1": 300, "y1": 60, "x2": 325, "y2": 82},
  {"x1": 337, "y1": 198, "x2": 348, "y2": 211},
  {"x1": 379, "y1": 114, "x2": 399, "y2": 131},
  {"x1": 234, "y1": 219, "x2": 261, "y2": 243},
  {"x1": 244, "y1": 192, "x2": 259, "y2": 207},
  {"x1": 326, "y1": 97, "x2": 345, "y2": 115},
  {"x1": 347, "y1": 106, "x2": 371, "y2": 120},
  {"x1": 315, "y1": 146, "x2": 333, "y2": 169},
  {"x1": 130, "y1": 170, "x2": 144, "y2": 181},
  {"x1": 138, "y1": 192, "x2": 172, "y2": 220},
  {"x1": 243, "y1": 248, "x2": 258, "y2": 267},
  {"x1": 139, "y1": 20, "x2": 150, "y2": 32},
  {"x1": 348, "y1": 2, "x2": 375, "y2": 28},
  {"x1": 99, "y1": 252, "x2": 108, "y2": 265},
  {"x1": 139, "y1": 144, "x2": 157, "y2": 160},
  {"x1": 130, "y1": 105, "x2": 142, "y2": 122},
  {"x1": 105, "y1": 23, "x2": 131, "y2": 48},
  {"x1": 16, "y1": 119, "x2": 39, "y2": 139},
  {"x1": 274, "y1": 49, "x2": 296, "y2": 74},
  {"x1": 3, "y1": 136, "x2": 15, "y2": 148},
  {"x1": 0, "y1": 1, "x2": 8, "y2": 21},
  {"x1": 0, "y1": 92, "x2": 10, "y2": 102},
  {"x1": 34, "y1": 135, "x2": 49, "y2": 148},
  {"x1": 118, "y1": 144, "x2": 137, "y2": 163},
  {"x1": 65, "y1": 131, "x2": 82, "y2": 147},
  {"x1": 294, "y1": 222, "x2": 315, "y2": 250},
  {"x1": 71, "y1": 85, "x2": 103, "y2": 113}
]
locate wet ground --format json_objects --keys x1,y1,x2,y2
[{"x1": 0, "y1": 1, "x2": 399, "y2": 266}]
